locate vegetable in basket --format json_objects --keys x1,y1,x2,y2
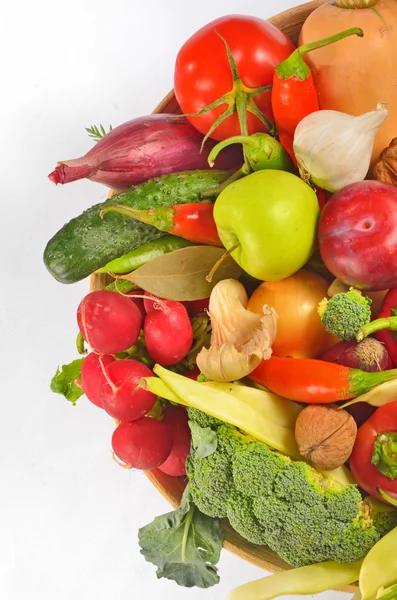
[
  {"x1": 249, "y1": 356, "x2": 397, "y2": 404},
  {"x1": 48, "y1": 114, "x2": 242, "y2": 189},
  {"x1": 271, "y1": 27, "x2": 363, "y2": 162},
  {"x1": 350, "y1": 402, "x2": 397, "y2": 505},
  {"x1": 360, "y1": 287, "x2": 397, "y2": 367},
  {"x1": 100, "y1": 202, "x2": 223, "y2": 247},
  {"x1": 299, "y1": 0, "x2": 397, "y2": 168},
  {"x1": 317, "y1": 287, "x2": 372, "y2": 341},
  {"x1": 43, "y1": 169, "x2": 230, "y2": 284}
]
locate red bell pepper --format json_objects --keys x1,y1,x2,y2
[
  {"x1": 271, "y1": 27, "x2": 363, "y2": 163},
  {"x1": 350, "y1": 402, "x2": 397, "y2": 505},
  {"x1": 249, "y1": 356, "x2": 397, "y2": 404},
  {"x1": 100, "y1": 202, "x2": 222, "y2": 247}
]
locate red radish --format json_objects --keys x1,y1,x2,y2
[
  {"x1": 144, "y1": 301, "x2": 193, "y2": 365},
  {"x1": 186, "y1": 368, "x2": 201, "y2": 380},
  {"x1": 80, "y1": 352, "x2": 115, "y2": 408},
  {"x1": 112, "y1": 418, "x2": 173, "y2": 470},
  {"x1": 100, "y1": 359, "x2": 156, "y2": 422},
  {"x1": 77, "y1": 290, "x2": 142, "y2": 354},
  {"x1": 188, "y1": 297, "x2": 210, "y2": 316},
  {"x1": 320, "y1": 338, "x2": 392, "y2": 373},
  {"x1": 158, "y1": 405, "x2": 191, "y2": 476},
  {"x1": 143, "y1": 291, "x2": 189, "y2": 315},
  {"x1": 125, "y1": 288, "x2": 146, "y2": 322}
]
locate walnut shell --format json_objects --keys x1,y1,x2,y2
[{"x1": 295, "y1": 404, "x2": 357, "y2": 471}]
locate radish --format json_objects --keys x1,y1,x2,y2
[
  {"x1": 158, "y1": 405, "x2": 191, "y2": 477},
  {"x1": 100, "y1": 359, "x2": 156, "y2": 421},
  {"x1": 144, "y1": 300, "x2": 193, "y2": 365},
  {"x1": 112, "y1": 418, "x2": 173, "y2": 470},
  {"x1": 125, "y1": 288, "x2": 146, "y2": 322},
  {"x1": 77, "y1": 290, "x2": 143, "y2": 354},
  {"x1": 143, "y1": 291, "x2": 189, "y2": 314},
  {"x1": 80, "y1": 352, "x2": 115, "y2": 408},
  {"x1": 188, "y1": 297, "x2": 210, "y2": 316}
]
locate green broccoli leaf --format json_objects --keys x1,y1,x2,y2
[
  {"x1": 189, "y1": 422, "x2": 218, "y2": 458},
  {"x1": 50, "y1": 358, "x2": 85, "y2": 405},
  {"x1": 138, "y1": 486, "x2": 223, "y2": 588}
]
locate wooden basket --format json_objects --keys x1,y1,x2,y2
[{"x1": 90, "y1": 0, "x2": 357, "y2": 590}]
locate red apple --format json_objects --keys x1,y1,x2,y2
[{"x1": 319, "y1": 181, "x2": 397, "y2": 291}]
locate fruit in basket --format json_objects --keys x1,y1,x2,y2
[
  {"x1": 174, "y1": 15, "x2": 295, "y2": 142},
  {"x1": 247, "y1": 270, "x2": 338, "y2": 358},
  {"x1": 80, "y1": 352, "x2": 115, "y2": 408},
  {"x1": 77, "y1": 291, "x2": 142, "y2": 354},
  {"x1": 100, "y1": 359, "x2": 156, "y2": 422},
  {"x1": 112, "y1": 418, "x2": 173, "y2": 470},
  {"x1": 144, "y1": 299, "x2": 193, "y2": 365},
  {"x1": 213, "y1": 170, "x2": 319, "y2": 281},
  {"x1": 319, "y1": 181, "x2": 397, "y2": 291},
  {"x1": 185, "y1": 409, "x2": 397, "y2": 566},
  {"x1": 299, "y1": 0, "x2": 397, "y2": 167}
]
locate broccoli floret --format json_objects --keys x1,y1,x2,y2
[
  {"x1": 233, "y1": 440, "x2": 289, "y2": 498},
  {"x1": 317, "y1": 287, "x2": 372, "y2": 340},
  {"x1": 227, "y1": 492, "x2": 268, "y2": 545},
  {"x1": 187, "y1": 407, "x2": 223, "y2": 430},
  {"x1": 185, "y1": 416, "x2": 397, "y2": 568}
]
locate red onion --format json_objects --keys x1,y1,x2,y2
[
  {"x1": 321, "y1": 337, "x2": 392, "y2": 427},
  {"x1": 48, "y1": 114, "x2": 242, "y2": 190},
  {"x1": 320, "y1": 338, "x2": 392, "y2": 372}
]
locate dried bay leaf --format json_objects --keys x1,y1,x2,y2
[{"x1": 118, "y1": 245, "x2": 242, "y2": 301}]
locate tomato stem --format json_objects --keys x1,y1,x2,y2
[{"x1": 180, "y1": 31, "x2": 274, "y2": 151}]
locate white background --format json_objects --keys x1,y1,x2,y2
[{"x1": 0, "y1": 1, "x2": 351, "y2": 599}]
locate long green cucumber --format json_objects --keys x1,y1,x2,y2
[{"x1": 43, "y1": 170, "x2": 229, "y2": 283}]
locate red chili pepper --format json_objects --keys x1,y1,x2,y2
[
  {"x1": 350, "y1": 402, "x2": 397, "y2": 505},
  {"x1": 100, "y1": 202, "x2": 222, "y2": 247},
  {"x1": 271, "y1": 27, "x2": 363, "y2": 163},
  {"x1": 248, "y1": 356, "x2": 397, "y2": 404},
  {"x1": 359, "y1": 288, "x2": 397, "y2": 368}
]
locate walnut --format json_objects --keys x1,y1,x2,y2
[
  {"x1": 295, "y1": 404, "x2": 357, "y2": 471},
  {"x1": 373, "y1": 137, "x2": 397, "y2": 186}
]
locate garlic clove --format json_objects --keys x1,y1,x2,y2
[
  {"x1": 196, "y1": 279, "x2": 278, "y2": 382},
  {"x1": 293, "y1": 102, "x2": 388, "y2": 193}
]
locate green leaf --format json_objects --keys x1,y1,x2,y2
[
  {"x1": 138, "y1": 486, "x2": 223, "y2": 588},
  {"x1": 189, "y1": 422, "x2": 217, "y2": 458},
  {"x1": 50, "y1": 358, "x2": 85, "y2": 405},
  {"x1": 118, "y1": 245, "x2": 242, "y2": 301},
  {"x1": 85, "y1": 123, "x2": 113, "y2": 142}
]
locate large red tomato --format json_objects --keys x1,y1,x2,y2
[{"x1": 174, "y1": 15, "x2": 295, "y2": 141}]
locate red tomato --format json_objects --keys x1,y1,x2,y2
[
  {"x1": 350, "y1": 402, "x2": 397, "y2": 504},
  {"x1": 174, "y1": 15, "x2": 295, "y2": 141}
]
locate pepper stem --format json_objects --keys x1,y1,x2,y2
[
  {"x1": 276, "y1": 27, "x2": 363, "y2": 81},
  {"x1": 207, "y1": 135, "x2": 255, "y2": 167},
  {"x1": 100, "y1": 203, "x2": 173, "y2": 233},
  {"x1": 200, "y1": 165, "x2": 249, "y2": 199},
  {"x1": 356, "y1": 317, "x2": 397, "y2": 341},
  {"x1": 377, "y1": 487, "x2": 397, "y2": 507},
  {"x1": 336, "y1": 0, "x2": 378, "y2": 8},
  {"x1": 372, "y1": 433, "x2": 397, "y2": 479}
]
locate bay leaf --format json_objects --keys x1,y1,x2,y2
[{"x1": 118, "y1": 245, "x2": 242, "y2": 301}]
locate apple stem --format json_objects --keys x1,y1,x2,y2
[{"x1": 206, "y1": 242, "x2": 240, "y2": 283}]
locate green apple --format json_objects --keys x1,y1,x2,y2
[{"x1": 214, "y1": 170, "x2": 320, "y2": 281}]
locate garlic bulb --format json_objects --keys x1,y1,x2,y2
[
  {"x1": 196, "y1": 279, "x2": 278, "y2": 382},
  {"x1": 293, "y1": 102, "x2": 388, "y2": 193}
]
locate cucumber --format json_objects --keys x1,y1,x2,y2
[{"x1": 43, "y1": 170, "x2": 229, "y2": 284}]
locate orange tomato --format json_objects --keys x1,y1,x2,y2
[{"x1": 247, "y1": 269, "x2": 338, "y2": 359}]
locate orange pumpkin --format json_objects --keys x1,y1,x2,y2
[{"x1": 299, "y1": 0, "x2": 397, "y2": 168}]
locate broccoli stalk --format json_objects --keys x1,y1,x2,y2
[{"x1": 317, "y1": 287, "x2": 372, "y2": 341}]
